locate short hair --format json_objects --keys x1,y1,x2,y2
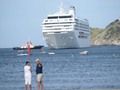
[{"x1": 26, "y1": 61, "x2": 30, "y2": 65}]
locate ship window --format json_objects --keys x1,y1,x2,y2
[
  {"x1": 48, "y1": 16, "x2": 58, "y2": 19},
  {"x1": 78, "y1": 32, "x2": 88, "y2": 38},
  {"x1": 78, "y1": 36, "x2": 87, "y2": 38},
  {"x1": 59, "y1": 16, "x2": 72, "y2": 18},
  {"x1": 45, "y1": 20, "x2": 48, "y2": 22}
]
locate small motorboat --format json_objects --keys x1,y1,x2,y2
[
  {"x1": 17, "y1": 51, "x2": 29, "y2": 56},
  {"x1": 17, "y1": 41, "x2": 32, "y2": 56},
  {"x1": 80, "y1": 50, "x2": 88, "y2": 55},
  {"x1": 48, "y1": 52, "x2": 55, "y2": 55},
  {"x1": 40, "y1": 49, "x2": 46, "y2": 54}
]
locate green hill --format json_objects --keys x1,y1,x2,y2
[
  {"x1": 91, "y1": 18, "x2": 120, "y2": 45},
  {"x1": 91, "y1": 28, "x2": 104, "y2": 39}
]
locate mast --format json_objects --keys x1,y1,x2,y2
[
  {"x1": 27, "y1": 41, "x2": 32, "y2": 56},
  {"x1": 59, "y1": 2, "x2": 65, "y2": 13}
]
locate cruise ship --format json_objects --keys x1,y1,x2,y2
[{"x1": 42, "y1": 4, "x2": 90, "y2": 49}]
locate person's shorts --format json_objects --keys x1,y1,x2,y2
[
  {"x1": 25, "y1": 74, "x2": 31, "y2": 85},
  {"x1": 37, "y1": 74, "x2": 42, "y2": 82}
]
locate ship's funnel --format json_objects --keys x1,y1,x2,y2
[{"x1": 69, "y1": 6, "x2": 75, "y2": 17}]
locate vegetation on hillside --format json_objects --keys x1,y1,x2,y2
[
  {"x1": 91, "y1": 28, "x2": 104, "y2": 39},
  {"x1": 91, "y1": 18, "x2": 120, "y2": 45}
]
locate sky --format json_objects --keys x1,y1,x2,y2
[{"x1": 0, "y1": 0, "x2": 120, "y2": 48}]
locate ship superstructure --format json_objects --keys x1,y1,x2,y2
[{"x1": 42, "y1": 4, "x2": 90, "y2": 49}]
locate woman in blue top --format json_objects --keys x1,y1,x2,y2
[{"x1": 35, "y1": 58, "x2": 44, "y2": 90}]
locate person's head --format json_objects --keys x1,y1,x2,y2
[
  {"x1": 25, "y1": 61, "x2": 30, "y2": 66},
  {"x1": 35, "y1": 58, "x2": 40, "y2": 64}
]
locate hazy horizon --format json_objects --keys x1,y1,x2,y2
[{"x1": 0, "y1": 0, "x2": 120, "y2": 48}]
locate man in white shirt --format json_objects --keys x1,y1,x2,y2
[{"x1": 24, "y1": 61, "x2": 32, "y2": 90}]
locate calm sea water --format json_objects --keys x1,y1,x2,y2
[{"x1": 0, "y1": 46, "x2": 120, "y2": 90}]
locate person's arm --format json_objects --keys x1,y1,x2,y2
[{"x1": 39, "y1": 63, "x2": 42, "y2": 67}]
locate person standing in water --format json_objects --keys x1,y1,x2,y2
[
  {"x1": 24, "y1": 61, "x2": 32, "y2": 90},
  {"x1": 35, "y1": 58, "x2": 44, "y2": 90}
]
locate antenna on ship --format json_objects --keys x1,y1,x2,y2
[{"x1": 59, "y1": 2, "x2": 65, "y2": 13}]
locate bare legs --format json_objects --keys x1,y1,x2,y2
[
  {"x1": 25, "y1": 84, "x2": 32, "y2": 90},
  {"x1": 29, "y1": 84, "x2": 32, "y2": 90},
  {"x1": 25, "y1": 85, "x2": 28, "y2": 90},
  {"x1": 38, "y1": 81, "x2": 44, "y2": 90},
  {"x1": 38, "y1": 81, "x2": 40, "y2": 90}
]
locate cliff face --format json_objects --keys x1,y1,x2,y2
[{"x1": 91, "y1": 19, "x2": 120, "y2": 45}]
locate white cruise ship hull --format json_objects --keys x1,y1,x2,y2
[
  {"x1": 43, "y1": 31, "x2": 90, "y2": 49},
  {"x1": 42, "y1": 5, "x2": 90, "y2": 49}
]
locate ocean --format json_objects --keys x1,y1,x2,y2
[{"x1": 0, "y1": 46, "x2": 120, "y2": 90}]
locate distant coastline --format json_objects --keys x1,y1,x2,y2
[{"x1": 91, "y1": 18, "x2": 120, "y2": 46}]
